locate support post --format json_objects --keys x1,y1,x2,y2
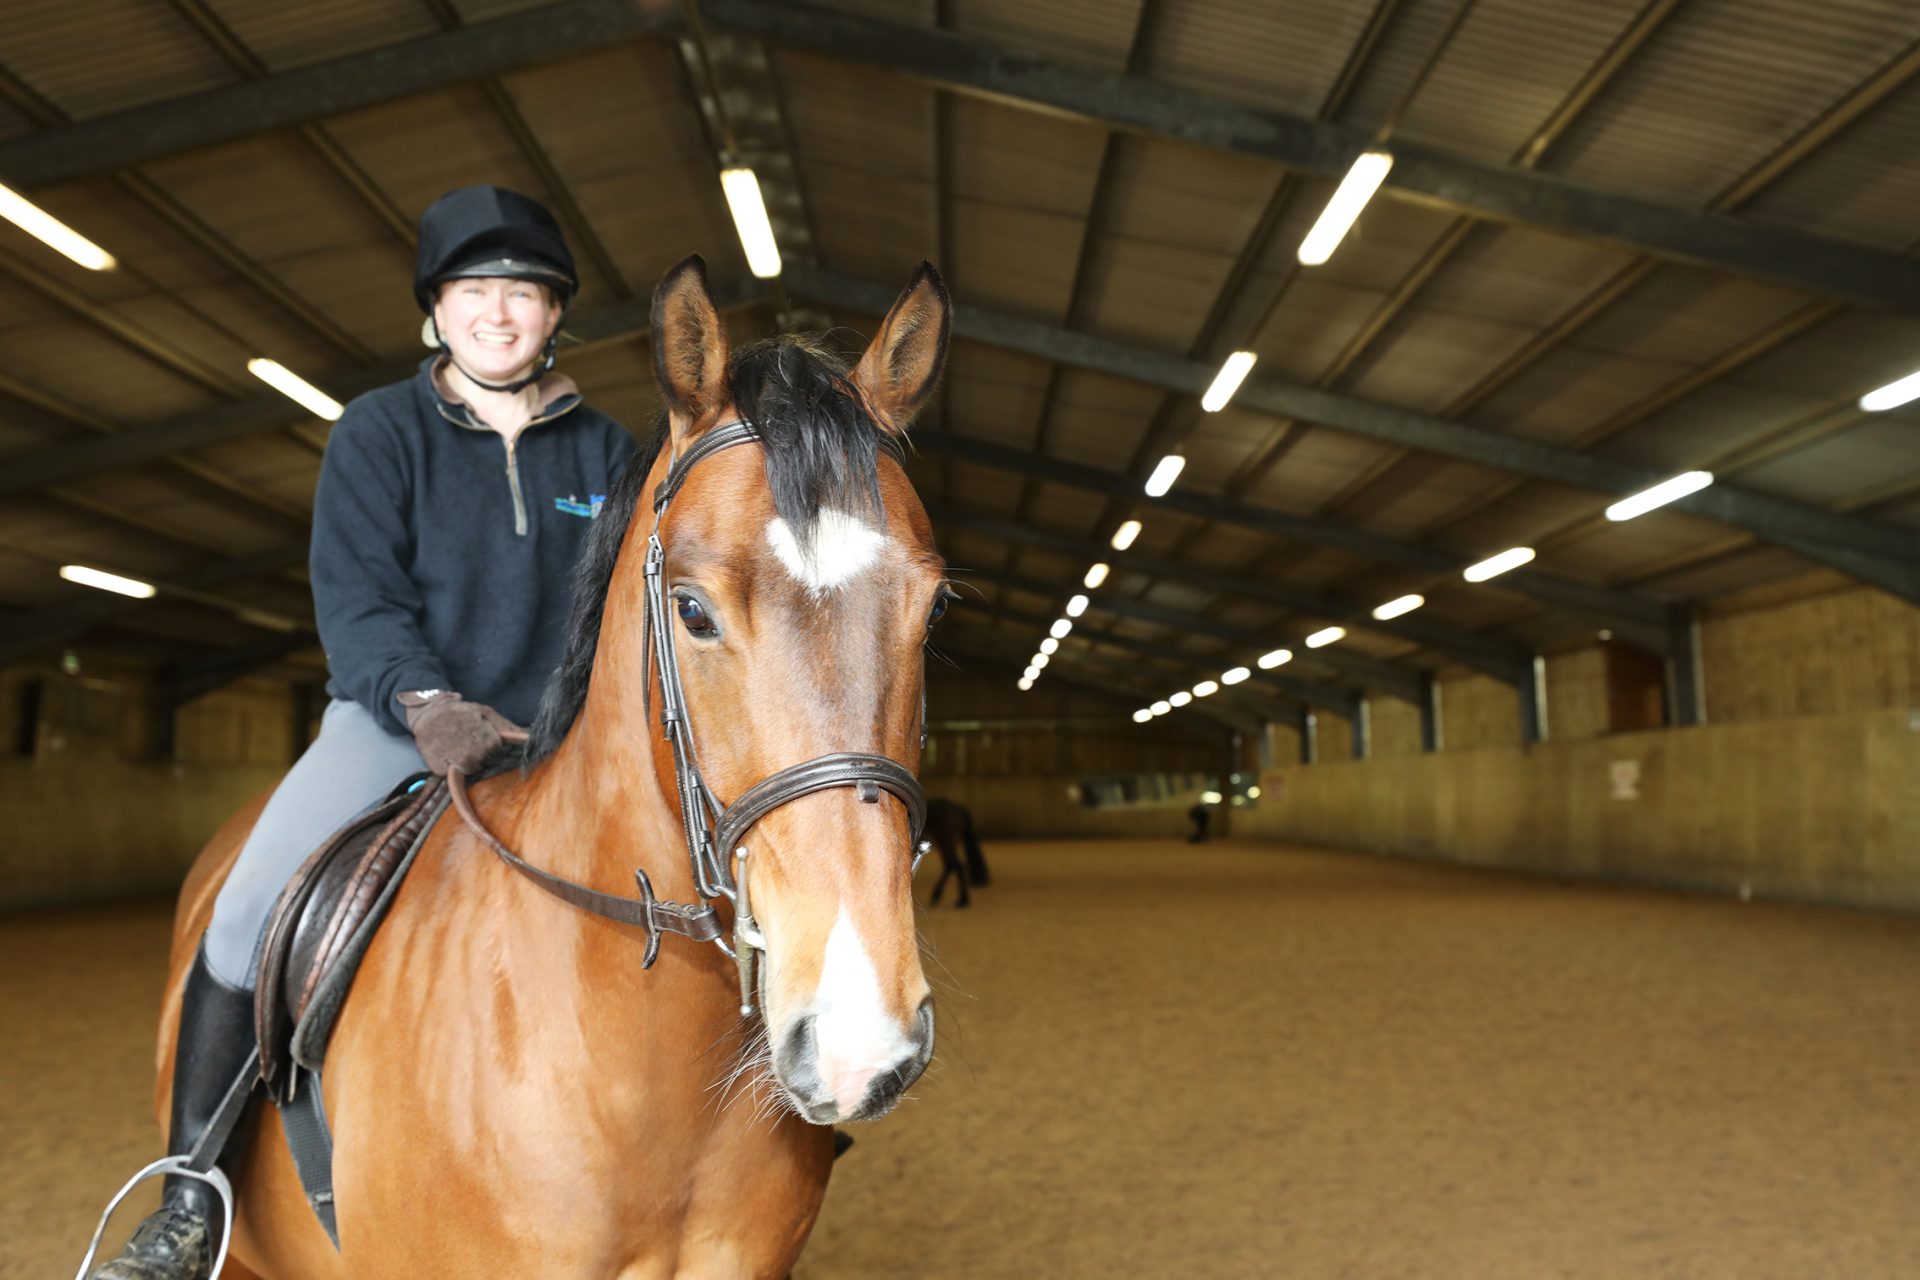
[
  {"x1": 1350, "y1": 692, "x2": 1370, "y2": 761},
  {"x1": 291, "y1": 681, "x2": 324, "y2": 761},
  {"x1": 1519, "y1": 655, "x2": 1548, "y2": 744},
  {"x1": 1300, "y1": 708, "x2": 1317, "y2": 764},
  {"x1": 1665, "y1": 604, "x2": 1705, "y2": 726},
  {"x1": 1419, "y1": 673, "x2": 1440, "y2": 753}
]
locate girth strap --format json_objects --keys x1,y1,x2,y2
[
  {"x1": 714, "y1": 752, "x2": 927, "y2": 860},
  {"x1": 447, "y1": 768, "x2": 722, "y2": 968}
]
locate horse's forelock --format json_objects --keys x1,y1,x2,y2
[
  {"x1": 525, "y1": 337, "x2": 895, "y2": 764},
  {"x1": 727, "y1": 336, "x2": 887, "y2": 542}
]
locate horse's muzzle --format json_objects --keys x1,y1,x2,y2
[{"x1": 776, "y1": 997, "x2": 935, "y2": 1124}]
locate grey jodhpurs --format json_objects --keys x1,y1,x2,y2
[{"x1": 203, "y1": 698, "x2": 426, "y2": 987}]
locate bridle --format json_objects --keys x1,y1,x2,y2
[{"x1": 451, "y1": 418, "x2": 929, "y2": 1019}]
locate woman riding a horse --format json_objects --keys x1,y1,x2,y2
[
  {"x1": 86, "y1": 202, "x2": 951, "y2": 1278},
  {"x1": 86, "y1": 184, "x2": 635, "y2": 1279}
]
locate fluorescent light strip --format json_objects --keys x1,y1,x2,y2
[
  {"x1": 248, "y1": 358, "x2": 344, "y2": 421},
  {"x1": 1201, "y1": 351, "x2": 1257, "y2": 413},
  {"x1": 1605, "y1": 471, "x2": 1713, "y2": 522},
  {"x1": 1298, "y1": 151, "x2": 1393, "y2": 266},
  {"x1": 1083, "y1": 563, "x2": 1110, "y2": 589},
  {"x1": 1049, "y1": 618, "x2": 1073, "y2": 639},
  {"x1": 1304, "y1": 626, "x2": 1345, "y2": 648},
  {"x1": 1110, "y1": 520, "x2": 1142, "y2": 551},
  {"x1": 1039, "y1": 637, "x2": 1059, "y2": 655},
  {"x1": 1144, "y1": 454, "x2": 1186, "y2": 497},
  {"x1": 1860, "y1": 369, "x2": 1920, "y2": 412},
  {"x1": 1221, "y1": 666, "x2": 1250, "y2": 685},
  {"x1": 1132, "y1": 709, "x2": 1152, "y2": 723},
  {"x1": 1151, "y1": 700, "x2": 1170, "y2": 716},
  {"x1": 1018, "y1": 677, "x2": 1033, "y2": 690},
  {"x1": 1462, "y1": 547, "x2": 1536, "y2": 582},
  {"x1": 0, "y1": 183, "x2": 117, "y2": 271},
  {"x1": 1169, "y1": 691, "x2": 1193, "y2": 708},
  {"x1": 1191, "y1": 680, "x2": 1219, "y2": 697},
  {"x1": 1065, "y1": 594, "x2": 1089, "y2": 618},
  {"x1": 1031, "y1": 653, "x2": 1049, "y2": 670},
  {"x1": 1372, "y1": 594, "x2": 1424, "y2": 621},
  {"x1": 1257, "y1": 648, "x2": 1292, "y2": 669},
  {"x1": 60, "y1": 564, "x2": 155, "y2": 599},
  {"x1": 719, "y1": 167, "x2": 782, "y2": 279}
]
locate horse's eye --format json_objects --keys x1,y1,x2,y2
[
  {"x1": 928, "y1": 594, "x2": 953, "y2": 628},
  {"x1": 675, "y1": 594, "x2": 718, "y2": 638}
]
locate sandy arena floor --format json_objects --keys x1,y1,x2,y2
[{"x1": 6, "y1": 838, "x2": 1919, "y2": 1278}]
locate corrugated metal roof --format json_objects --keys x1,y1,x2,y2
[
  {"x1": 2, "y1": 0, "x2": 1916, "y2": 689},
  {"x1": 1546, "y1": 0, "x2": 1920, "y2": 205},
  {"x1": 1740, "y1": 76, "x2": 1920, "y2": 250},
  {"x1": 205, "y1": 0, "x2": 439, "y2": 72},
  {"x1": 0, "y1": 1, "x2": 236, "y2": 119},
  {"x1": 1149, "y1": 0, "x2": 1382, "y2": 118}
]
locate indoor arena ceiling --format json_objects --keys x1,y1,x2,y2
[{"x1": 0, "y1": 0, "x2": 1917, "y2": 717}]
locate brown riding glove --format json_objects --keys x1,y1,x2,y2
[{"x1": 396, "y1": 689, "x2": 522, "y2": 776}]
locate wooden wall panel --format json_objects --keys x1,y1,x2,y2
[
  {"x1": 174, "y1": 681, "x2": 296, "y2": 767},
  {"x1": 1701, "y1": 588, "x2": 1920, "y2": 723},
  {"x1": 1545, "y1": 646, "x2": 1608, "y2": 743},
  {"x1": 1369, "y1": 695, "x2": 1425, "y2": 758},
  {"x1": 1242, "y1": 707, "x2": 1920, "y2": 913},
  {"x1": 1437, "y1": 673, "x2": 1521, "y2": 750}
]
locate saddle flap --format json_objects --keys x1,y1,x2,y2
[{"x1": 254, "y1": 777, "x2": 445, "y2": 1096}]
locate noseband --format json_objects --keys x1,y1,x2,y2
[
  {"x1": 644, "y1": 419, "x2": 928, "y2": 1015},
  {"x1": 451, "y1": 419, "x2": 929, "y2": 1020}
]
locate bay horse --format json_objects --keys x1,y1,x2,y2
[
  {"x1": 141, "y1": 256, "x2": 952, "y2": 1278},
  {"x1": 921, "y1": 798, "x2": 989, "y2": 908}
]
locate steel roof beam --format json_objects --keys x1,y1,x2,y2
[
  {"x1": 0, "y1": 544, "x2": 308, "y2": 668},
  {"x1": 712, "y1": 1, "x2": 1920, "y2": 314},
  {"x1": 916, "y1": 428, "x2": 1666, "y2": 645},
  {"x1": 967, "y1": 563, "x2": 1428, "y2": 703},
  {"x1": 6, "y1": 0, "x2": 1919, "y2": 315},
  {"x1": 938, "y1": 625, "x2": 1278, "y2": 733},
  {"x1": 0, "y1": 280, "x2": 765, "y2": 499},
  {"x1": 982, "y1": 601, "x2": 1361, "y2": 716},
  {"x1": 0, "y1": 0, "x2": 679, "y2": 188},
  {"x1": 929, "y1": 503, "x2": 1532, "y2": 683},
  {"x1": 795, "y1": 266, "x2": 1920, "y2": 604}
]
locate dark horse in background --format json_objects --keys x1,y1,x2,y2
[{"x1": 922, "y1": 798, "x2": 989, "y2": 908}]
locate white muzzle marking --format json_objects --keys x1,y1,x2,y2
[
  {"x1": 765, "y1": 510, "x2": 886, "y2": 593},
  {"x1": 811, "y1": 909, "x2": 914, "y2": 1113}
]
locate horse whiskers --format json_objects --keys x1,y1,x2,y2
[{"x1": 705, "y1": 1023, "x2": 775, "y2": 1117}]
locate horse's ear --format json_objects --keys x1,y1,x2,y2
[
  {"x1": 851, "y1": 262, "x2": 950, "y2": 433},
  {"x1": 650, "y1": 254, "x2": 731, "y2": 445}
]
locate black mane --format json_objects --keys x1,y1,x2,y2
[{"x1": 523, "y1": 334, "x2": 887, "y2": 763}]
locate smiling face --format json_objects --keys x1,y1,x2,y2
[{"x1": 434, "y1": 277, "x2": 563, "y2": 384}]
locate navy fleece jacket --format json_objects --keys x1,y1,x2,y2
[{"x1": 310, "y1": 357, "x2": 635, "y2": 736}]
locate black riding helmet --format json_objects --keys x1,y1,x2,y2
[{"x1": 415, "y1": 185, "x2": 579, "y2": 392}]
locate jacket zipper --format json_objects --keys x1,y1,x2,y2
[
  {"x1": 434, "y1": 395, "x2": 575, "y2": 539},
  {"x1": 504, "y1": 436, "x2": 527, "y2": 536}
]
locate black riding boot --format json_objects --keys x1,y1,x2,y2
[{"x1": 89, "y1": 943, "x2": 256, "y2": 1280}]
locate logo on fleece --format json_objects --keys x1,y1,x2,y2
[{"x1": 554, "y1": 493, "x2": 608, "y2": 519}]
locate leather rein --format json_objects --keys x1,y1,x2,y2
[{"x1": 449, "y1": 419, "x2": 930, "y2": 1018}]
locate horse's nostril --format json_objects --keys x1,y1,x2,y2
[
  {"x1": 915, "y1": 996, "x2": 936, "y2": 1045},
  {"x1": 781, "y1": 1013, "x2": 818, "y2": 1070}
]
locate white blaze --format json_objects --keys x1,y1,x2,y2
[
  {"x1": 812, "y1": 909, "x2": 914, "y2": 1110},
  {"x1": 765, "y1": 509, "x2": 886, "y2": 592}
]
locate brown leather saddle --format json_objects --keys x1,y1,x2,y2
[{"x1": 254, "y1": 775, "x2": 449, "y2": 1099}]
